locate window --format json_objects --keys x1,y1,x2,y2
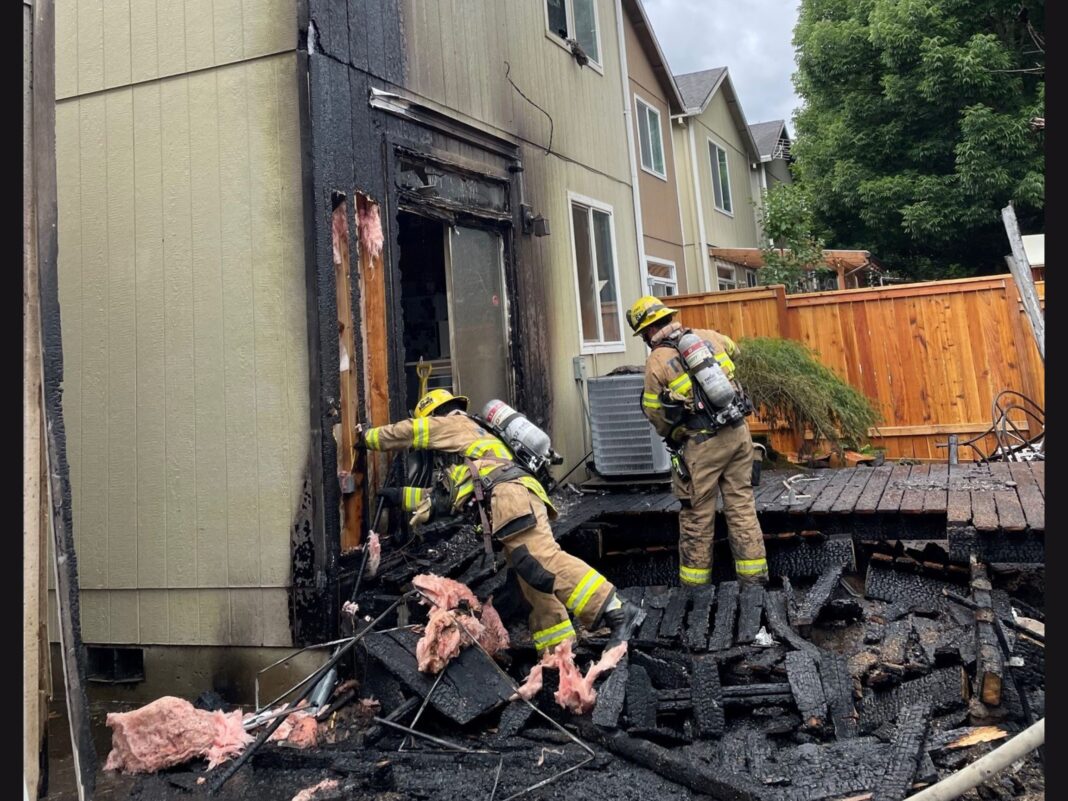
[
  {"x1": 635, "y1": 97, "x2": 666, "y2": 178},
  {"x1": 717, "y1": 264, "x2": 738, "y2": 292},
  {"x1": 545, "y1": 0, "x2": 601, "y2": 66},
  {"x1": 647, "y1": 258, "x2": 678, "y2": 296},
  {"x1": 708, "y1": 140, "x2": 733, "y2": 214},
  {"x1": 745, "y1": 268, "x2": 759, "y2": 288},
  {"x1": 570, "y1": 195, "x2": 622, "y2": 350}
]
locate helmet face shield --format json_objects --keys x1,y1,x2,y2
[
  {"x1": 626, "y1": 295, "x2": 678, "y2": 336},
  {"x1": 414, "y1": 389, "x2": 469, "y2": 418}
]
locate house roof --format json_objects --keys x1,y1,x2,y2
[
  {"x1": 673, "y1": 67, "x2": 761, "y2": 161},
  {"x1": 709, "y1": 247, "x2": 884, "y2": 274},
  {"x1": 674, "y1": 68, "x2": 727, "y2": 113},
  {"x1": 623, "y1": 0, "x2": 686, "y2": 115},
  {"x1": 749, "y1": 120, "x2": 789, "y2": 161}
]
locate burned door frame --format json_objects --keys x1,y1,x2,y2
[
  {"x1": 297, "y1": 40, "x2": 553, "y2": 642},
  {"x1": 387, "y1": 138, "x2": 517, "y2": 413}
]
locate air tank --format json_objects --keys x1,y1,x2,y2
[{"x1": 675, "y1": 331, "x2": 736, "y2": 408}]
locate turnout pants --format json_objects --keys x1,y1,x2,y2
[
  {"x1": 672, "y1": 422, "x2": 768, "y2": 586},
  {"x1": 491, "y1": 482, "x2": 615, "y2": 654}
]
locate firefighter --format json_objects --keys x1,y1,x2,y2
[
  {"x1": 358, "y1": 390, "x2": 645, "y2": 653},
  {"x1": 626, "y1": 296, "x2": 769, "y2": 588}
]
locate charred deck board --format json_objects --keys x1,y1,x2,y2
[
  {"x1": 736, "y1": 585, "x2": 766, "y2": 644},
  {"x1": 971, "y1": 562, "x2": 1003, "y2": 706},
  {"x1": 860, "y1": 667, "x2": 968, "y2": 733},
  {"x1": 970, "y1": 490, "x2": 999, "y2": 532},
  {"x1": 691, "y1": 656, "x2": 725, "y2": 738},
  {"x1": 855, "y1": 464, "x2": 894, "y2": 513},
  {"x1": 785, "y1": 650, "x2": 827, "y2": 727},
  {"x1": 877, "y1": 465, "x2": 913, "y2": 513},
  {"x1": 659, "y1": 588, "x2": 690, "y2": 642},
  {"x1": 808, "y1": 469, "x2": 855, "y2": 515},
  {"x1": 922, "y1": 464, "x2": 949, "y2": 514},
  {"x1": 1009, "y1": 462, "x2": 1044, "y2": 530},
  {"x1": 708, "y1": 581, "x2": 740, "y2": 651},
  {"x1": 360, "y1": 630, "x2": 513, "y2": 725},
  {"x1": 1030, "y1": 461, "x2": 1044, "y2": 498},
  {"x1": 992, "y1": 490, "x2": 1027, "y2": 532},
  {"x1": 591, "y1": 661, "x2": 628, "y2": 729},
  {"x1": 819, "y1": 652, "x2": 859, "y2": 739},
  {"x1": 831, "y1": 467, "x2": 877, "y2": 514},
  {"x1": 768, "y1": 537, "x2": 856, "y2": 579},
  {"x1": 631, "y1": 649, "x2": 689, "y2": 689},
  {"x1": 864, "y1": 565, "x2": 959, "y2": 611},
  {"x1": 625, "y1": 663, "x2": 658, "y2": 730},
  {"x1": 946, "y1": 464, "x2": 973, "y2": 527},
  {"x1": 686, "y1": 586, "x2": 715, "y2": 651},
  {"x1": 899, "y1": 464, "x2": 930, "y2": 514},
  {"x1": 871, "y1": 702, "x2": 931, "y2": 801},
  {"x1": 793, "y1": 566, "x2": 844, "y2": 628},
  {"x1": 765, "y1": 590, "x2": 822, "y2": 657}
]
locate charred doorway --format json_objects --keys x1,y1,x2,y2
[{"x1": 395, "y1": 210, "x2": 512, "y2": 415}]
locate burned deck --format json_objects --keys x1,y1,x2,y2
[{"x1": 554, "y1": 462, "x2": 1044, "y2": 565}]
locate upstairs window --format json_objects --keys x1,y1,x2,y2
[
  {"x1": 635, "y1": 97, "x2": 666, "y2": 177},
  {"x1": 570, "y1": 194, "x2": 622, "y2": 350},
  {"x1": 717, "y1": 264, "x2": 738, "y2": 291},
  {"x1": 545, "y1": 0, "x2": 602, "y2": 67},
  {"x1": 708, "y1": 140, "x2": 733, "y2": 214},
  {"x1": 647, "y1": 259, "x2": 678, "y2": 296}
]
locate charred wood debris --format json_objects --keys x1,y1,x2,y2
[{"x1": 224, "y1": 496, "x2": 1042, "y2": 800}]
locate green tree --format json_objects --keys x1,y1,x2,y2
[
  {"x1": 756, "y1": 183, "x2": 835, "y2": 293},
  {"x1": 792, "y1": 0, "x2": 1044, "y2": 280}
]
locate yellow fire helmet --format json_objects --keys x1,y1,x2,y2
[
  {"x1": 414, "y1": 388, "x2": 469, "y2": 418},
  {"x1": 626, "y1": 295, "x2": 678, "y2": 336}
]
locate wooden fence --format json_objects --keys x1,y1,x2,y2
[{"x1": 670, "y1": 275, "x2": 1045, "y2": 462}]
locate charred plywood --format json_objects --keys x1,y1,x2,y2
[
  {"x1": 871, "y1": 702, "x2": 931, "y2": 801},
  {"x1": 786, "y1": 651, "x2": 827, "y2": 728},
  {"x1": 793, "y1": 566, "x2": 844, "y2": 629},
  {"x1": 692, "y1": 656, "x2": 726, "y2": 738},
  {"x1": 709, "y1": 581, "x2": 740, "y2": 651},
  {"x1": 767, "y1": 536, "x2": 856, "y2": 579},
  {"x1": 686, "y1": 585, "x2": 715, "y2": 651},
  {"x1": 736, "y1": 585, "x2": 766, "y2": 644}
]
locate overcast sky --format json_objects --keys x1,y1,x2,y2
[{"x1": 642, "y1": 0, "x2": 803, "y2": 130}]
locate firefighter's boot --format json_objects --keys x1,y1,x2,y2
[{"x1": 600, "y1": 595, "x2": 646, "y2": 649}]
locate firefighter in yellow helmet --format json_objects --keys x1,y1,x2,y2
[
  {"x1": 626, "y1": 295, "x2": 768, "y2": 587},
  {"x1": 358, "y1": 390, "x2": 645, "y2": 654}
]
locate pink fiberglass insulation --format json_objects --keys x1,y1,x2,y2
[
  {"x1": 357, "y1": 202, "x2": 384, "y2": 260},
  {"x1": 291, "y1": 778, "x2": 342, "y2": 801},
  {"x1": 266, "y1": 702, "x2": 319, "y2": 748},
  {"x1": 365, "y1": 531, "x2": 381, "y2": 578},
  {"x1": 104, "y1": 696, "x2": 253, "y2": 773},
  {"x1": 478, "y1": 598, "x2": 511, "y2": 654},
  {"x1": 511, "y1": 641, "x2": 628, "y2": 715},
  {"x1": 412, "y1": 575, "x2": 509, "y2": 674},
  {"x1": 412, "y1": 573, "x2": 481, "y2": 612}
]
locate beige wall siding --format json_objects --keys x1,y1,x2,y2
[
  {"x1": 54, "y1": 37, "x2": 308, "y2": 646},
  {"x1": 766, "y1": 157, "x2": 792, "y2": 186},
  {"x1": 518, "y1": 148, "x2": 649, "y2": 464},
  {"x1": 672, "y1": 122, "x2": 706, "y2": 293},
  {"x1": 623, "y1": 12, "x2": 686, "y2": 291},
  {"x1": 402, "y1": 0, "x2": 631, "y2": 189},
  {"x1": 693, "y1": 91, "x2": 760, "y2": 249},
  {"x1": 56, "y1": 0, "x2": 296, "y2": 99}
]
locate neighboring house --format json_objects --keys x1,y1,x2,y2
[
  {"x1": 621, "y1": 0, "x2": 688, "y2": 297},
  {"x1": 749, "y1": 119, "x2": 793, "y2": 192},
  {"x1": 671, "y1": 67, "x2": 765, "y2": 292},
  {"x1": 708, "y1": 247, "x2": 884, "y2": 291},
  {"x1": 51, "y1": 0, "x2": 651, "y2": 660}
]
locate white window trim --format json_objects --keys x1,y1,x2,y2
[
  {"x1": 567, "y1": 191, "x2": 626, "y2": 355},
  {"x1": 715, "y1": 261, "x2": 739, "y2": 291},
  {"x1": 707, "y1": 136, "x2": 735, "y2": 218},
  {"x1": 646, "y1": 256, "x2": 678, "y2": 295},
  {"x1": 543, "y1": 0, "x2": 605, "y2": 74},
  {"x1": 634, "y1": 94, "x2": 667, "y2": 180}
]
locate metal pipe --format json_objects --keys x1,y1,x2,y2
[
  {"x1": 905, "y1": 719, "x2": 1044, "y2": 801},
  {"x1": 371, "y1": 717, "x2": 496, "y2": 755},
  {"x1": 210, "y1": 592, "x2": 414, "y2": 794}
]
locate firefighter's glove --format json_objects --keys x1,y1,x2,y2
[
  {"x1": 354, "y1": 423, "x2": 369, "y2": 450},
  {"x1": 660, "y1": 390, "x2": 686, "y2": 425},
  {"x1": 376, "y1": 487, "x2": 403, "y2": 508}
]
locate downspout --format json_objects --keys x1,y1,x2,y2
[
  {"x1": 614, "y1": 0, "x2": 649, "y2": 296},
  {"x1": 687, "y1": 121, "x2": 712, "y2": 291}
]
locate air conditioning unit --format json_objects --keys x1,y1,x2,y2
[{"x1": 587, "y1": 374, "x2": 671, "y2": 476}]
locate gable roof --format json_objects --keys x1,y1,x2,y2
[
  {"x1": 673, "y1": 67, "x2": 761, "y2": 161},
  {"x1": 622, "y1": 0, "x2": 686, "y2": 115},
  {"x1": 674, "y1": 67, "x2": 727, "y2": 113},
  {"x1": 749, "y1": 120, "x2": 790, "y2": 161}
]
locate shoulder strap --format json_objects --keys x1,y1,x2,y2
[{"x1": 464, "y1": 458, "x2": 496, "y2": 561}]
